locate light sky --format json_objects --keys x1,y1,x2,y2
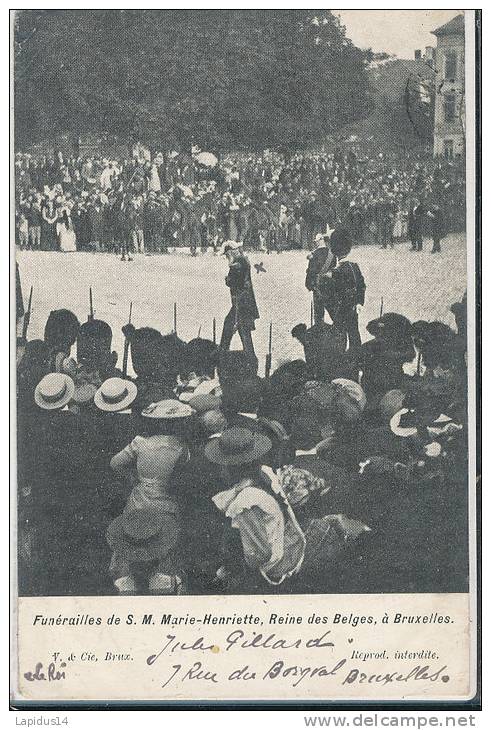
[{"x1": 334, "y1": 10, "x2": 464, "y2": 59}]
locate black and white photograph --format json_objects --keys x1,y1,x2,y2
[{"x1": 13, "y1": 9, "x2": 474, "y2": 608}]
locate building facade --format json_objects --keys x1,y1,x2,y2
[{"x1": 432, "y1": 14, "x2": 465, "y2": 158}]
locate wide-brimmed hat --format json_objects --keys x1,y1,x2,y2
[
  {"x1": 94, "y1": 377, "x2": 138, "y2": 412},
  {"x1": 141, "y1": 399, "x2": 195, "y2": 419},
  {"x1": 188, "y1": 393, "x2": 222, "y2": 414},
  {"x1": 332, "y1": 378, "x2": 367, "y2": 411},
  {"x1": 368, "y1": 313, "x2": 412, "y2": 343},
  {"x1": 178, "y1": 376, "x2": 221, "y2": 403},
  {"x1": 34, "y1": 373, "x2": 75, "y2": 410},
  {"x1": 205, "y1": 427, "x2": 272, "y2": 466},
  {"x1": 106, "y1": 506, "x2": 179, "y2": 562},
  {"x1": 379, "y1": 389, "x2": 405, "y2": 421}
]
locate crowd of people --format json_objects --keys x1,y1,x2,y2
[
  {"x1": 14, "y1": 144, "x2": 465, "y2": 258},
  {"x1": 16, "y1": 230, "x2": 468, "y2": 595}
]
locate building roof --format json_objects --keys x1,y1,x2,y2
[
  {"x1": 369, "y1": 59, "x2": 435, "y2": 103},
  {"x1": 431, "y1": 14, "x2": 465, "y2": 37},
  {"x1": 398, "y1": 59, "x2": 436, "y2": 80}
]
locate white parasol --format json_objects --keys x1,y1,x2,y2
[{"x1": 195, "y1": 151, "x2": 218, "y2": 168}]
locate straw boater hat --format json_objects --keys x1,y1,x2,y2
[
  {"x1": 106, "y1": 507, "x2": 179, "y2": 562},
  {"x1": 141, "y1": 399, "x2": 195, "y2": 420},
  {"x1": 34, "y1": 373, "x2": 75, "y2": 410},
  {"x1": 205, "y1": 427, "x2": 271, "y2": 466},
  {"x1": 94, "y1": 377, "x2": 138, "y2": 413}
]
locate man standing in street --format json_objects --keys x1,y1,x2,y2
[
  {"x1": 408, "y1": 198, "x2": 425, "y2": 252},
  {"x1": 219, "y1": 240, "x2": 259, "y2": 369},
  {"x1": 427, "y1": 203, "x2": 445, "y2": 254},
  {"x1": 26, "y1": 196, "x2": 43, "y2": 250},
  {"x1": 328, "y1": 228, "x2": 366, "y2": 350},
  {"x1": 304, "y1": 231, "x2": 336, "y2": 325}
]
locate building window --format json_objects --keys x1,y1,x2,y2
[
  {"x1": 444, "y1": 93, "x2": 456, "y2": 122},
  {"x1": 444, "y1": 139, "x2": 454, "y2": 159},
  {"x1": 444, "y1": 51, "x2": 457, "y2": 80}
]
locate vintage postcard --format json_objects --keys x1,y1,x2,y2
[{"x1": 11, "y1": 8, "x2": 479, "y2": 706}]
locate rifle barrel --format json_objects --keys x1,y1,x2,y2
[
  {"x1": 122, "y1": 301, "x2": 133, "y2": 377},
  {"x1": 265, "y1": 321, "x2": 273, "y2": 378},
  {"x1": 22, "y1": 286, "x2": 33, "y2": 340}
]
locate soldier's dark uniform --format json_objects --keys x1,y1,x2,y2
[
  {"x1": 220, "y1": 252, "x2": 259, "y2": 366},
  {"x1": 305, "y1": 244, "x2": 336, "y2": 325}
]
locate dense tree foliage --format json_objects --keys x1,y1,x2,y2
[{"x1": 14, "y1": 9, "x2": 372, "y2": 150}]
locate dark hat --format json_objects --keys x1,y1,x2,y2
[
  {"x1": 268, "y1": 359, "x2": 308, "y2": 399},
  {"x1": 44, "y1": 309, "x2": 80, "y2": 348},
  {"x1": 181, "y1": 338, "x2": 219, "y2": 377},
  {"x1": 450, "y1": 293, "x2": 466, "y2": 317},
  {"x1": 410, "y1": 320, "x2": 432, "y2": 346},
  {"x1": 291, "y1": 323, "x2": 308, "y2": 342},
  {"x1": 410, "y1": 320, "x2": 454, "y2": 347},
  {"x1": 329, "y1": 228, "x2": 353, "y2": 258},
  {"x1": 106, "y1": 506, "x2": 179, "y2": 562},
  {"x1": 124, "y1": 325, "x2": 161, "y2": 344},
  {"x1": 79, "y1": 318, "x2": 112, "y2": 343},
  {"x1": 77, "y1": 319, "x2": 113, "y2": 362},
  {"x1": 221, "y1": 376, "x2": 263, "y2": 414},
  {"x1": 367, "y1": 313, "x2": 412, "y2": 343},
  {"x1": 185, "y1": 337, "x2": 218, "y2": 359},
  {"x1": 205, "y1": 427, "x2": 271, "y2": 466}
]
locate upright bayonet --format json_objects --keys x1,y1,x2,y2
[
  {"x1": 122, "y1": 301, "x2": 133, "y2": 378},
  {"x1": 265, "y1": 321, "x2": 273, "y2": 378},
  {"x1": 88, "y1": 287, "x2": 94, "y2": 322},
  {"x1": 21, "y1": 286, "x2": 33, "y2": 341}
]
